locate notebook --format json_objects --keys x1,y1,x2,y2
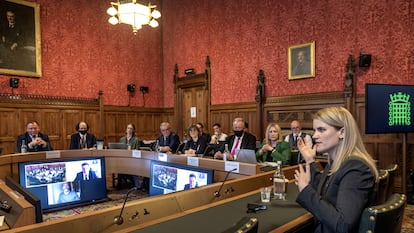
[
  {"x1": 107, "y1": 142, "x2": 128, "y2": 149},
  {"x1": 236, "y1": 149, "x2": 257, "y2": 164}
]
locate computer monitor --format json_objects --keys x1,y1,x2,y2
[
  {"x1": 5, "y1": 176, "x2": 43, "y2": 223},
  {"x1": 236, "y1": 149, "x2": 257, "y2": 164},
  {"x1": 366, "y1": 83, "x2": 414, "y2": 134},
  {"x1": 18, "y1": 157, "x2": 108, "y2": 213},
  {"x1": 108, "y1": 142, "x2": 128, "y2": 149},
  {"x1": 149, "y1": 161, "x2": 214, "y2": 196}
]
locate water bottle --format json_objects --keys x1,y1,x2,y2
[
  {"x1": 155, "y1": 140, "x2": 160, "y2": 152},
  {"x1": 223, "y1": 144, "x2": 229, "y2": 161},
  {"x1": 273, "y1": 161, "x2": 286, "y2": 200},
  {"x1": 21, "y1": 139, "x2": 27, "y2": 153}
]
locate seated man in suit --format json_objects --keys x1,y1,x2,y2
[
  {"x1": 284, "y1": 120, "x2": 312, "y2": 150},
  {"x1": 184, "y1": 173, "x2": 198, "y2": 190},
  {"x1": 154, "y1": 122, "x2": 180, "y2": 153},
  {"x1": 74, "y1": 162, "x2": 98, "y2": 182},
  {"x1": 196, "y1": 122, "x2": 211, "y2": 144},
  {"x1": 214, "y1": 117, "x2": 256, "y2": 160},
  {"x1": 16, "y1": 121, "x2": 53, "y2": 153},
  {"x1": 69, "y1": 121, "x2": 97, "y2": 150}
]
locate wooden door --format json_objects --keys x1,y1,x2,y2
[{"x1": 174, "y1": 57, "x2": 211, "y2": 140}]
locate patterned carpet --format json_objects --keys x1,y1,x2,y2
[{"x1": 402, "y1": 204, "x2": 414, "y2": 232}]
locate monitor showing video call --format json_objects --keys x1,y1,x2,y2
[
  {"x1": 149, "y1": 160, "x2": 214, "y2": 196},
  {"x1": 18, "y1": 157, "x2": 108, "y2": 213}
]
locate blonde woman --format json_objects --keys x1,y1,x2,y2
[
  {"x1": 256, "y1": 123, "x2": 291, "y2": 165},
  {"x1": 294, "y1": 107, "x2": 379, "y2": 233}
]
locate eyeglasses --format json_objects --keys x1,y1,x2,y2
[{"x1": 161, "y1": 128, "x2": 170, "y2": 132}]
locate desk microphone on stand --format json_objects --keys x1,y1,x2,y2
[
  {"x1": 114, "y1": 187, "x2": 137, "y2": 225},
  {"x1": 214, "y1": 168, "x2": 237, "y2": 197}
]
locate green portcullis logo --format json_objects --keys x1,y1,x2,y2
[{"x1": 389, "y1": 92, "x2": 411, "y2": 126}]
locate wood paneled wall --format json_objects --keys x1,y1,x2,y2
[
  {"x1": 210, "y1": 91, "x2": 413, "y2": 193},
  {"x1": 0, "y1": 91, "x2": 411, "y2": 193},
  {"x1": 0, "y1": 93, "x2": 173, "y2": 155}
]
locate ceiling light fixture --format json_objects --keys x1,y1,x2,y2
[{"x1": 107, "y1": 0, "x2": 161, "y2": 34}]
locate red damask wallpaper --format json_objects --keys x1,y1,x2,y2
[
  {"x1": 0, "y1": 0, "x2": 163, "y2": 107},
  {"x1": 162, "y1": 0, "x2": 414, "y2": 106},
  {"x1": 0, "y1": 0, "x2": 412, "y2": 107}
]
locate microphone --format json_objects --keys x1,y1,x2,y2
[
  {"x1": 214, "y1": 168, "x2": 237, "y2": 197},
  {"x1": 297, "y1": 151, "x2": 302, "y2": 165},
  {"x1": 114, "y1": 187, "x2": 137, "y2": 225}
]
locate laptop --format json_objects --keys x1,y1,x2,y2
[
  {"x1": 107, "y1": 142, "x2": 128, "y2": 149},
  {"x1": 236, "y1": 149, "x2": 257, "y2": 164}
]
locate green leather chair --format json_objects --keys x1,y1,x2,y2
[
  {"x1": 359, "y1": 193, "x2": 406, "y2": 233},
  {"x1": 384, "y1": 164, "x2": 398, "y2": 200},
  {"x1": 374, "y1": 169, "x2": 389, "y2": 205}
]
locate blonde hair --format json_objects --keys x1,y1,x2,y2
[
  {"x1": 264, "y1": 123, "x2": 283, "y2": 143},
  {"x1": 314, "y1": 107, "x2": 379, "y2": 181}
]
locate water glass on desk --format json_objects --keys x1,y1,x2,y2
[{"x1": 261, "y1": 187, "x2": 271, "y2": 203}]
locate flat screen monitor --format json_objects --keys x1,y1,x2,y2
[
  {"x1": 5, "y1": 176, "x2": 43, "y2": 223},
  {"x1": 366, "y1": 84, "x2": 414, "y2": 134},
  {"x1": 18, "y1": 157, "x2": 108, "y2": 213},
  {"x1": 149, "y1": 161, "x2": 214, "y2": 197},
  {"x1": 108, "y1": 142, "x2": 128, "y2": 149}
]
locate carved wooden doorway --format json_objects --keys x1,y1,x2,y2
[{"x1": 174, "y1": 56, "x2": 211, "y2": 140}]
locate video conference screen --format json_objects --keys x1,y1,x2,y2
[
  {"x1": 18, "y1": 157, "x2": 107, "y2": 213},
  {"x1": 366, "y1": 83, "x2": 414, "y2": 134},
  {"x1": 149, "y1": 161, "x2": 214, "y2": 196}
]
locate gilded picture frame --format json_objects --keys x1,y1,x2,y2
[
  {"x1": 288, "y1": 41, "x2": 315, "y2": 80},
  {"x1": 0, "y1": 0, "x2": 41, "y2": 77}
]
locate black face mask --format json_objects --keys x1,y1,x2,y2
[
  {"x1": 233, "y1": 130, "x2": 243, "y2": 137},
  {"x1": 79, "y1": 130, "x2": 87, "y2": 135}
]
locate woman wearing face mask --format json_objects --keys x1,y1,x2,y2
[
  {"x1": 69, "y1": 121, "x2": 97, "y2": 150},
  {"x1": 214, "y1": 117, "x2": 256, "y2": 160},
  {"x1": 256, "y1": 123, "x2": 291, "y2": 165},
  {"x1": 294, "y1": 107, "x2": 379, "y2": 233}
]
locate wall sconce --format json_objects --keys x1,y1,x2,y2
[
  {"x1": 9, "y1": 78, "x2": 19, "y2": 88},
  {"x1": 127, "y1": 84, "x2": 136, "y2": 92},
  {"x1": 140, "y1": 86, "x2": 149, "y2": 93},
  {"x1": 359, "y1": 52, "x2": 372, "y2": 67},
  {"x1": 107, "y1": 0, "x2": 161, "y2": 34}
]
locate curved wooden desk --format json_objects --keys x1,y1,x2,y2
[{"x1": 0, "y1": 150, "x2": 311, "y2": 232}]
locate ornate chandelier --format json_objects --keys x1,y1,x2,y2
[{"x1": 107, "y1": 0, "x2": 161, "y2": 33}]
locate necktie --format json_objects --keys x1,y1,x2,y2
[
  {"x1": 81, "y1": 135, "x2": 86, "y2": 149},
  {"x1": 231, "y1": 137, "x2": 241, "y2": 156},
  {"x1": 293, "y1": 134, "x2": 298, "y2": 147}
]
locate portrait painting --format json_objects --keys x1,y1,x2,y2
[
  {"x1": 288, "y1": 41, "x2": 315, "y2": 80},
  {"x1": 0, "y1": 0, "x2": 41, "y2": 77}
]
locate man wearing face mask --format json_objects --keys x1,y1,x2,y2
[
  {"x1": 69, "y1": 121, "x2": 97, "y2": 150},
  {"x1": 214, "y1": 117, "x2": 256, "y2": 160}
]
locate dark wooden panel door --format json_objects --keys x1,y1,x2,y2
[{"x1": 174, "y1": 57, "x2": 211, "y2": 140}]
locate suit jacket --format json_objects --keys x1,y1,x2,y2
[
  {"x1": 296, "y1": 157, "x2": 376, "y2": 233},
  {"x1": 70, "y1": 133, "x2": 97, "y2": 149},
  {"x1": 154, "y1": 133, "x2": 180, "y2": 152},
  {"x1": 184, "y1": 183, "x2": 198, "y2": 190},
  {"x1": 183, "y1": 137, "x2": 207, "y2": 155},
  {"x1": 16, "y1": 132, "x2": 53, "y2": 153},
  {"x1": 74, "y1": 170, "x2": 98, "y2": 182},
  {"x1": 219, "y1": 132, "x2": 257, "y2": 152}
]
